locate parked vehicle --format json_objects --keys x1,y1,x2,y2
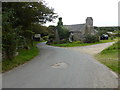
[{"x1": 100, "y1": 34, "x2": 108, "y2": 40}]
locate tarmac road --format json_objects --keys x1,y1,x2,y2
[
  {"x1": 2, "y1": 42, "x2": 118, "y2": 88},
  {"x1": 64, "y1": 42, "x2": 116, "y2": 55}
]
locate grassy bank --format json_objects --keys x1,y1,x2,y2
[
  {"x1": 95, "y1": 41, "x2": 119, "y2": 74},
  {"x1": 51, "y1": 39, "x2": 117, "y2": 47},
  {"x1": 2, "y1": 41, "x2": 41, "y2": 73}
]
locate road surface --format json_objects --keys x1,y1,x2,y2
[
  {"x1": 64, "y1": 42, "x2": 115, "y2": 55},
  {"x1": 2, "y1": 42, "x2": 118, "y2": 88}
]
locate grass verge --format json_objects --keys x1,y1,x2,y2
[
  {"x1": 51, "y1": 39, "x2": 117, "y2": 47},
  {"x1": 2, "y1": 41, "x2": 41, "y2": 73},
  {"x1": 95, "y1": 41, "x2": 120, "y2": 74}
]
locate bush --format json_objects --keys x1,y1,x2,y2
[
  {"x1": 83, "y1": 34, "x2": 99, "y2": 43},
  {"x1": 60, "y1": 39, "x2": 68, "y2": 44},
  {"x1": 58, "y1": 26, "x2": 69, "y2": 40},
  {"x1": 40, "y1": 38, "x2": 44, "y2": 42},
  {"x1": 72, "y1": 41, "x2": 81, "y2": 44},
  {"x1": 52, "y1": 41, "x2": 58, "y2": 44},
  {"x1": 42, "y1": 36, "x2": 49, "y2": 41},
  {"x1": 110, "y1": 36, "x2": 114, "y2": 40}
]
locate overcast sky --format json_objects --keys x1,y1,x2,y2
[{"x1": 44, "y1": 0, "x2": 119, "y2": 27}]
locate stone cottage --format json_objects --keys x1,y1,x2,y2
[{"x1": 64, "y1": 17, "x2": 97, "y2": 42}]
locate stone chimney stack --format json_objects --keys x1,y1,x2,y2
[
  {"x1": 86, "y1": 17, "x2": 93, "y2": 26},
  {"x1": 85, "y1": 17, "x2": 94, "y2": 35}
]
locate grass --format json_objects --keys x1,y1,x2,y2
[
  {"x1": 2, "y1": 41, "x2": 42, "y2": 73},
  {"x1": 95, "y1": 40, "x2": 120, "y2": 74},
  {"x1": 51, "y1": 38, "x2": 117, "y2": 47}
]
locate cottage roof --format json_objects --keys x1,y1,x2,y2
[{"x1": 64, "y1": 24, "x2": 85, "y2": 32}]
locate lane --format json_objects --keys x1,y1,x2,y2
[
  {"x1": 63, "y1": 42, "x2": 115, "y2": 55},
  {"x1": 2, "y1": 42, "x2": 118, "y2": 88}
]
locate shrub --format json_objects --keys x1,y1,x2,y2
[
  {"x1": 110, "y1": 36, "x2": 114, "y2": 40},
  {"x1": 83, "y1": 34, "x2": 99, "y2": 43},
  {"x1": 52, "y1": 41, "x2": 58, "y2": 44},
  {"x1": 72, "y1": 41, "x2": 81, "y2": 44},
  {"x1": 42, "y1": 36, "x2": 49, "y2": 41},
  {"x1": 58, "y1": 27, "x2": 69, "y2": 40},
  {"x1": 40, "y1": 38, "x2": 44, "y2": 42},
  {"x1": 60, "y1": 39, "x2": 68, "y2": 44}
]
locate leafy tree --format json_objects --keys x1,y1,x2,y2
[
  {"x1": 57, "y1": 17, "x2": 69, "y2": 43},
  {"x1": 31, "y1": 24, "x2": 49, "y2": 36},
  {"x1": 2, "y1": 2, "x2": 57, "y2": 60},
  {"x1": 58, "y1": 27, "x2": 69, "y2": 40},
  {"x1": 2, "y1": 8, "x2": 18, "y2": 59},
  {"x1": 47, "y1": 25, "x2": 56, "y2": 38},
  {"x1": 47, "y1": 25, "x2": 56, "y2": 43}
]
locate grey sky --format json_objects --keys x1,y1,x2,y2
[{"x1": 44, "y1": 0, "x2": 119, "y2": 27}]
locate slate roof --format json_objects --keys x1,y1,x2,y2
[{"x1": 64, "y1": 24, "x2": 85, "y2": 32}]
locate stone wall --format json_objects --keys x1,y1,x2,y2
[{"x1": 66, "y1": 17, "x2": 97, "y2": 42}]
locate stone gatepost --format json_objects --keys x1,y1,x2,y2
[{"x1": 55, "y1": 28, "x2": 60, "y2": 44}]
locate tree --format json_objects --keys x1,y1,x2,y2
[
  {"x1": 56, "y1": 17, "x2": 69, "y2": 43},
  {"x1": 2, "y1": 1, "x2": 57, "y2": 60},
  {"x1": 46, "y1": 25, "x2": 56, "y2": 44},
  {"x1": 2, "y1": 8, "x2": 18, "y2": 59}
]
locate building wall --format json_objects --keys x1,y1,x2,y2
[
  {"x1": 73, "y1": 32, "x2": 81, "y2": 41},
  {"x1": 68, "y1": 17, "x2": 96, "y2": 42}
]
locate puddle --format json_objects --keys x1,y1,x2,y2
[{"x1": 51, "y1": 62, "x2": 68, "y2": 68}]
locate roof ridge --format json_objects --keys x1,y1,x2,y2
[{"x1": 64, "y1": 23, "x2": 85, "y2": 26}]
